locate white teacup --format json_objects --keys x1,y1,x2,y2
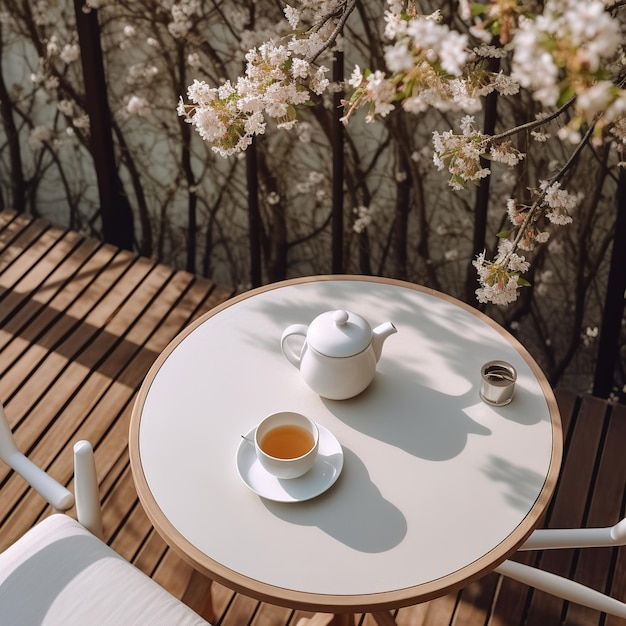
[{"x1": 254, "y1": 412, "x2": 319, "y2": 479}]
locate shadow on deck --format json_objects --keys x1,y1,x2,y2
[{"x1": 1, "y1": 210, "x2": 625, "y2": 626}]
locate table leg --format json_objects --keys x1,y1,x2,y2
[
  {"x1": 328, "y1": 615, "x2": 357, "y2": 626},
  {"x1": 371, "y1": 611, "x2": 397, "y2": 626},
  {"x1": 198, "y1": 582, "x2": 215, "y2": 624},
  {"x1": 183, "y1": 571, "x2": 215, "y2": 622}
]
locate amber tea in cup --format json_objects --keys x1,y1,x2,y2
[
  {"x1": 254, "y1": 412, "x2": 319, "y2": 479},
  {"x1": 260, "y1": 424, "x2": 315, "y2": 459}
]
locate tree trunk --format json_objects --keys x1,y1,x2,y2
[
  {"x1": 0, "y1": 27, "x2": 26, "y2": 213},
  {"x1": 247, "y1": 141, "x2": 262, "y2": 287},
  {"x1": 593, "y1": 167, "x2": 626, "y2": 398},
  {"x1": 391, "y1": 143, "x2": 410, "y2": 280},
  {"x1": 465, "y1": 58, "x2": 500, "y2": 304},
  {"x1": 331, "y1": 51, "x2": 344, "y2": 274},
  {"x1": 73, "y1": 0, "x2": 134, "y2": 250},
  {"x1": 257, "y1": 152, "x2": 287, "y2": 283}
]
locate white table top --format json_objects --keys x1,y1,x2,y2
[{"x1": 129, "y1": 276, "x2": 562, "y2": 612}]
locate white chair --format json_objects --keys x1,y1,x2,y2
[
  {"x1": 495, "y1": 516, "x2": 626, "y2": 618},
  {"x1": 0, "y1": 402, "x2": 212, "y2": 625}
]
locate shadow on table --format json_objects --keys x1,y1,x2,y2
[
  {"x1": 263, "y1": 447, "x2": 407, "y2": 553},
  {"x1": 483, "y1": 454, "x2": 547, "y2": 511},
  {"x1": 324, "y1": 365, "x2": 492, "y2": 462}
]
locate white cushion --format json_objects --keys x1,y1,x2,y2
[{"x1": 0, "y1": 514, "x2": 211, "y2": 625}]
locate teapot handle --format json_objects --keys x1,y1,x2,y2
[{"x1": 280, "y1": 324, "x2": 309, "y2": 368}]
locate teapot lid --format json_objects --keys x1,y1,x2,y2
[{"x1": 307, "y1": 310, "x2": 372, "y2": 358}]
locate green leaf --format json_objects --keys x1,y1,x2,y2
[
  {"x1": 471, "y1": 3, "x2": 486, "y2": 17},
  {"x1": 497, "y1": 229, "x2": 512, "y2": 238},
  {"x1": 557, "y1": 85, "x2": 575, "y2": 107},
  {"x1": 516, "y1": 277, "x2": 532, "y2": 287}
]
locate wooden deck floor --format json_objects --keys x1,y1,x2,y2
[{"x1": 1, "y1": 209, "x2": 625, "y2": 626}]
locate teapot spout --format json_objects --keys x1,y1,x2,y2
[{"x1": 372, "y1": 322, "x2": 397, "y2": 361}]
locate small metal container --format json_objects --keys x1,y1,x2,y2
[{"x1": 480, "y1": 360, "x2": 517, "y2": 406}]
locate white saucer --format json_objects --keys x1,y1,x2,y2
[{"x1": 236, "y1": 423, "x2": 343, "y2": 502}]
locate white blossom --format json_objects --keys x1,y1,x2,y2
[
  {"x1": 29, "y1": 126, "x2": 53, "y2": 150},
  {"x1": 283, "y1": 5, "x2": 300, "y2": 29},
  {"x1": 60, "y1": 44, "x2": 80, "y2": 64},
  {"x1": 267, "y1": 191, "x2": 280, "y2": 205},
  {"x1": 540, "y1": 180, "x2": 579, "y2": 225},
  {"x1": 353, "y1": 205, "x2": 375, "y2": 233},
  {"x1": 58, "y1": 99, "x2": 74, "y2": 117},
  {"x1": 126, "y1": 95, "x2": 151, "y2": 117},
  {"x1": 46, "y1": 37, "x2": 59, "y2": 57}
]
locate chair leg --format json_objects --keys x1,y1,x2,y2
[{"x1": 495, "y1": 560, "x2": 626, "y2": 618}]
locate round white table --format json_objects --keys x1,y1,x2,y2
[{"x1": 129, "y1": 276, "x2": 562, "y2": 617}]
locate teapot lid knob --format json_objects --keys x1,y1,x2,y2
[
  {"x1": 332, "y1": 310, "x2": 349, "y2": 326},
  {"x1": 307, "y1": 309, "x2": 372, "y2": 357}
]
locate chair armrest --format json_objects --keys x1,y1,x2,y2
[
  {"x1": 4, "y1": 451, "x2": 75, "y2": 511},
  {"x1": 520, "y1": 518, "x2": 626, "y2": 550},
  {"x1": 0, "y1": 402, "x2": 74, "y2": 511},
  {"x1": 73, "y1": 441, "x2": 104, "y2": 539}
]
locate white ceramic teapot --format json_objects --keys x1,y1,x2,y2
[{"x1": 280, "y1": 309, "x2": 397, "y2": 400}]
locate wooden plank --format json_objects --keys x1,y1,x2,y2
[
  {"x1": 451, "y1": 574, "x2": 500, "y2": 626},
  {"x1": 0, "y1": 230, "x2": 85, "y2": 328},
  {"x1": 0, "y1": 236, "x2": 101, "y2": 351},
  {"x1": 0, "y1": 209, "x2": 19, "y2": 235},
  {"x1": 393, "y1": 593, "x2": 457, "y2": 626},
  {"x1": 251, "y1": 602, "x2": 293, "y2": 626},
  {"x1": 207, "y1": 579, "x2": 238, "y2": 624},
  {"x1": 220, "y1": 591, "x2": 261, "y2": 626},
  {"x1": 0, "y1": 248, "x2": 140, "y2": 402},
  {"x1": 484, "y1": 388, "x2": 579, "y2": 626},
  {"x1": 0, "y1": 241, "x2": 117, "y2": 371},
  {"x1": 394, "y1": 601, "x2": 431, "y2": 626},
  {"x1": 0, "y1": 215, "x2": 54, "y2": 274},
  {"x1": 523, "y1": 395, "x2": 608, "y2": 625},
  {"x1": 0, "y1": 257, "x2": 164, "y2": 489},
  {"x1": 99, "y1": 464, "x2": 142, "y2": 540},
  {"x1": 565, "y1": 399, "x2": 626, "y2": 624},
  {"x1": 607, "y1": 547, "x2": 626, "y2": 626},
  {"x1": 4, "y1": 254, "x2": 152, "y2": 396},
  {"x1": 40, "y1": 274, "x2": 218, "y2": 482},
  {"x1": 605, "y1": 401, "x2": 626, "y2": 626},
  {"x1": 132, "y1": 525, "x2": 170, "y2": 577},
  {"x1": 152, "y1": 546, "x2": 197, "y2": 600},
  {"x1": 0, "y1": 489, "x2": 50, "y2": 551}
]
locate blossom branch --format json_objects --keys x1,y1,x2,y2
[
  {"x1": 176, "y1": 0, "x2": 626, "y2": 305},
  {"x1": 486, "y1": 97, "x2": 576, "y2": 146},
  {"x1": 516, "y1": 120, "x2": 596, "y2": 241},
  {"x1": 473, "y1": 118, "x2": 598, "y2": 305},
  {"x1": 309, "y1": 0, "x2": 358, "y2": 64}
]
